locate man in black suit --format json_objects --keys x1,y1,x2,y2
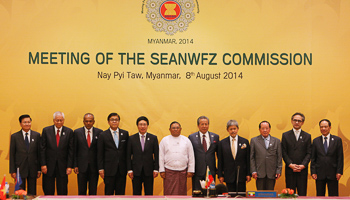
[
  {"x1": 97, "y1": 113, "x2": 129, "y2": 195},
  {"x1": 311, "y1": 119, "x2": 344, "y2": 196},
  {"x1": 9, "y1": 114, "x2": 41, "y2": 195},
  {"x1": 188, "y1": 116, "x2": 219, "y2": 191},
  {"x1": 126, "y1": 116, "x2": 159, "y2": 195},
  {"x1": 73, "y1": 113, "x2": 103, "y2": 195},
  {"x1": 218, "y1": 120, "x2": 250, "y2": 192},
  {"x1": 281, "y1": 112, "x2": 311, "y2": 196},
  {"x1": 41, "y1": 111, "x2": 74, "y2": 195}
]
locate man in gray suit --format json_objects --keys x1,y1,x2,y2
[
  {"x1": 250, "y1": 121, "x2": 282, "y2": 190},
  {"x1": 189, "y1": 116, "x2": 219, "y2": 191}
]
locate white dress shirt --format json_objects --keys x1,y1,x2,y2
[
  {"x1": 22, "y1": 130, "x2": 31, "y2": 142},
  {"x1": 159, "y1": 135, "x2": 195, "y2": 173}
]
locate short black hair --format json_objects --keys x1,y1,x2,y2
[
  {"x1": 107, "y1": 113, "x2": 120, "y2": 121},
  {"x1": 259, "y1": 120, "x2": 271, "y2": 129},
  {"x1": 169, "y1": 121, "x2": 181, "y2": 128},
  {"x1": 319, "y1": 119, "x2": 331, "y2": 127},
  {"x1": 137, "y1": 116, "x2": 149, "y2": 125},
  {"x1": 19, "y1": 114, "x2": 32, "y2": 123},
  {"x1": 291, "y1": 112, "x2": 305, "y2": 121}
]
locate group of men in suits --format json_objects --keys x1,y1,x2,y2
[
  {"x1": 217, "y1": 113, "x2": 343, "y2": 197},
  {"x1": 9, "y1": 112, "x2": 344, "y2": 196}
]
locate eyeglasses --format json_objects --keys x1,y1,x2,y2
[
  {"x1": 292, "y1": 119, "x2": 303, "y2": 123},
  {"x1": 109, "y1": 119, "x2": 120, "y2": 122}
]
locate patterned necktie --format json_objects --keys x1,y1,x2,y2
[
  {"x1": 56, "y1": 130, "x2": 60, "y2": 147},
  {"x1": 114, "y1": 131, "x2": 119, "y2": 148},
  {"x1": 202, "y1": 135, "x2": 207, "y2": 152},
  {"x1": 141, "y1": 135, "x2": 145, "y2": 152},
  {"x1": 324, "y1": 137, "x2": 328, "y2": 154},
  {"x1": 231, "y1": 137, "x2": 236, "y2": 159},
  {"x1": 87, "y1": 130, "x2": 91, "y2": 148},
  {"x1": 25, "y1": 132, "x2": 29, "y2": 150}
]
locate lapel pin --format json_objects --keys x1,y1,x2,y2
[
  {"x1": 211, "y1": 135, "x2": 214, "y2": 137},
  {"x1": 196, "y1": 135, "x2": 198, "y2": 137},
  {"x1": 300, "y1": 136, "x2": 302, "y2": 139},
  {"x1": 62, "y1": 132, "x2": 65, "y2": 136},
  {"x1": 332, "y1": 138, "x2": 334, "y2": 141},
  {"x1": 239, "y1": 143, "x2": 241, "y2": 146},
  {"x1": 32, "y1": 139, "x2": 34, "y2": 142},
  {"x1": 121, "y1": 133, "x2": 123, "y2": 136},
  {"x1": 270, "y1": 143, "x2": 272, "y2": 146},
  {"x1": 147, "y1": 138, "x2": 150, "y2": 140}
]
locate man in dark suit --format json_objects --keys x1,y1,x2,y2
[
  {"x1": 311, "y1": 119, "x2": 343, "y2": 196},
  {"x1": 188, "y1": 116, "x2": 219, "y2": 191},
  {"x1": 250, "y1": 121, "x2": 282, "y2": 190},
  {"x1": 218, "y1": 120, "x2": 250, "y2": 192},
  {"x1": 73, "y1": 113, "x2": 103, "y2": 195},
  {"x1": 9, "y1": 114, "x2": 41, "y2": 195},
  {"x1": 126, "y1": 116, "x2": 159, "y2": 195},
  {"x1": 97, "y1": 113, "x2": 129, "y2": 195},
  {"x1": 281, "y1": 112, "x2": 311, "y2": 196},
  {"x1": 41, "y1": 111, "x2": 74, "y2": 195}
]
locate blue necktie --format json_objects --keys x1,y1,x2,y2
[
  {"x1": 25, "y1": 132, "x2": 29, "y2": 150},
  {"x1": 323, "y1": 137, "x2": 328, "y2": 154},
  {"x1": 114, "y1": 131, "x2": 119, "y2": 148}
]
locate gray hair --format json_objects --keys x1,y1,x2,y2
[
  {"x1": 226, "y1": 120, "x2": 239, "y2": 129},
  {"x1": 197, "y1": 116, "x2": 209, "y2": 125},
  {"x1": 53, "y1": 111, "x2": 65, "y2": 119}
]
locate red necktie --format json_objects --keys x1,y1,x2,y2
[
  {"x1": 202, "y1": 135, "x2": 207, "y2": 152},
  {"x1": 87, "y1": 130, "x2": 91, "y2": 148},
  {"x1": 56, "y1": 130, "x2": 60, "y2": 147}
]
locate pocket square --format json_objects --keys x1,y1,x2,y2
[{"x1": 241, "y1": 143, "x2": 247, "y2": 149}]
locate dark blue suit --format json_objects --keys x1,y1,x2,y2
[{"x1": 188, "y1": 131, "x2": 219, "y2": 191}]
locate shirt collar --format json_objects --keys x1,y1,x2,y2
[
  {"x1": 22, "y1": 129, "x2": 31, "y2": 136},
  {"x1": 54, "y1": 126, "x2": 63, "y2": 134},
  {"x1": 84, "y1": 126, "x2": 92, "y2": 133},
  {"x1": 110, "y1": 127, "x2": 119, "y2": 133},
  {"x1": 293, "y1": 128, "x2": 301, "y2": 134},
  {"x1": 262, "y1": 135, "x2": 270, "y2": 141},
  {"x1": 199, "y1": 131, "x2": 209, "y2": 137},
  {"x1": 139, "y1": 132, "x2": 147, "y2": 137}
]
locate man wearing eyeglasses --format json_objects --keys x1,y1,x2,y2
[
  {"x1": 281, "y1": 113, "x2": 311, "y2": 196},
  {"x1": 97, "y1": 113, "x2": 129, "y2": 195}
]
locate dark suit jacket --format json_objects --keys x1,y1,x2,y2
[
  {"x1": 188, "y1": 131, "x2": 219, "y2": 177},
  {"x1": 311, "y1": 134, "x2": 344, "y2": 180},
  {"x1": 73, "y1": 127, "x2": 103, "y2": 173},
  {"x1": 40, "y1": 125, "x2": 74, "y2": 177},
  {"x1": 10, "y1": 130, "x2": 41, "y2": 178},
  {"x1": 126, "y1": 133, "x2": 159, "y2": 176},
  {"x1": 97, "y1": 128, "x2": 129, "y2": 176},
  {"x1": 281, "y1": 129, "x2": 311, "y2": 176},
  {"x1": 250, "y1": 135, "x2": 282, "y2": 179},
  {"x1": 218, "y1": 136, "x2": 250, "y2": 183}
]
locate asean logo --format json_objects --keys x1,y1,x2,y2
[{"x1": 145, "y1": 0, "x2": 197, "y2": 35}]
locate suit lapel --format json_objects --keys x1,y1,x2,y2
[
  {"x1": 51, "y1": 126, "x2": 58, "y2": 150},
  {"x1": 196, "y1": 132, "x2": 205, "y2": 152},
  {"x1": 17, "y1": 131, "x2": 28, "y2": 152},
  {"x1": 108, "y1": 129, "x2": 118, "y2": 149},
  {"x1": 91, "y1": 127, "x2": 97, "y2": 146},
  {"x1": 207, "y1": 132, "x2": 215, "y2": 151},
  {"x1": 258, "y1": 136, "x2": 266, "y2": 149},
  {"x1": 327, "y1": 134, "x2": 334, "y2": 154},
  {"x1": 137, "y1": 133, "x2": 143, "y2": 152}
]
